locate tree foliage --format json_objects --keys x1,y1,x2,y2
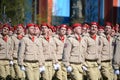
[{"x1": 0, "y1": 0, "x2": 25, "y2": 25}]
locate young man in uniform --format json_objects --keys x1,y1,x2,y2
[
  {"x1": 40, "y1": 23, "x2": 59, "y2": 80},
  {"x1": 11, "y1": 24, "x2": 25, "y2": 80},
  {"x1": 82, "y1": 22, "x2": 101, "y2": 80},
  {"x1": 63, "y1": 23, "x2": 85, "y2": 80},
  {"x1": 100, "y1": 22, "x2": 114, "y2": 80},
  {"x1": 0, "y1": 24, "x2": 13, "y2": 79},
  {"x1": 53, "y1": 24, "x2": 67, "y2": 80},
  {"x1": 18, "y1": 23, "x2": 44, "y2": 80}
]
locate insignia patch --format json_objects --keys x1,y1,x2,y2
[
  {"x1": 64, "y1": 43, "x2": 68, "y2": 48},
  {"x1": 112, "y1": 42, "x2": 116, "y2": 46}
]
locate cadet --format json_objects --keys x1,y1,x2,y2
[
  {"x1": 40, "y1": 23, "x2": 59, "y2": 80},
  {"x1": 82, "y1": 22, "x2": 101, "y2": 80},
  {"x1": 11, "y1": 24, "x2": 25, "y2": 80},
  {"x1": 82, "y1": 23, "x2": 90, "y2": 37},
  {"x1": 18, "y1": 23, "x2": 44, "y2": 80},
  {"x1": 63, "y1": 23, "x2": 85, "y2": 80},
  {"x1": 0, "y1": 24, "x2": 13, "y2": 79},
  {"x1": 113, "y1": 32, "x2": 120, "y2": 80},
  {"x1": 53, "y1": 24, "x2": 67, "y2": 80},
  {"x1": 100, "y1": 22, "x2": 114, "y2": 80},
  {"x1": 66, "y1": 26, "x2": 73, "y2": 36}
]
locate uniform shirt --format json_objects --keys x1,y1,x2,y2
[
  {"x1": 18, "y1": 34, "x2": 44, "y2": 66},
  {"x1": 53, "y1": 35, "x2": 67, "y2": 60},
  {"x1": 0, "y1": 34, "x2": 13, "y2": 60},
  {"x1": 113, "y1": 34, "x2": 120, "y2": 69},
  {"x1": 11, "y1": 34, "x2": 24, "y2": 59},
  {"x1": 83, "y1": 35, "x2": 102, "y2": 64},
  {"x1": 100, "y1": 35, "x2": 114, "y2": 61},
  {"x1": 82, "y1": 32, "x2": 89, "y2": 37},
  {"x1": 40, "y1": 35, "x2": 58, "y2": 63},
  {"x1": 63, "y1": 34, "x2": 85, "y2": 67}
]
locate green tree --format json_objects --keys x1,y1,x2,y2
[{"x1": 0, "y1": 0, "x2": 25, "y2": 25}]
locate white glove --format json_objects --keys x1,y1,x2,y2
[
  {"x1": 9, "y1": 61, "x2": 14, "y2": 65},
  {"x1": 39, "y1": 66, "x2": 45, "y2": 73},
  {"x1": 53, "y1": 63, "x2": 60, "y2": 70},
  {"x1": 82, "y1": 66, "x2": 87, "y2": 71},
  {"x1": 98, "y1": 65, "x2": 101, "y2": 70},
  {"x1": 20, "y1": 66, "x2": 25, "y2": 71},
  {"x1": 115, "y1": 70, "x2": 120, "y2": 75},
  {"x1": 67, "y1": 66, "x2": 72, "y2": 72}
]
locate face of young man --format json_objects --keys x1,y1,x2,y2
[
  {"x1": 48, "y1": 29, "x2": 53, "y2": 36},
  {"x1": 59, "y1": 27, "x2": 67, "y2": 35},
  {"x1": 17, "y1": 26, "x2": 24, "y2": 34},
  {"x1": 98, "y1": 29, "x2": 104, "y2": 35},
  {"x1": 2, "y1": 27, "x2": 9, "y2": 35},
  {"x1": 111, "y1": 29, "x2": 115, "y2": 37},
  {"x1": 105, "y1": 26, "x2": 112, "y2": 35},
  {"x1": 82, "y1": 27, "x2": 87, "y2": 34},
  {"x1": 28, "y1": 26, "x2": 35, "y2": 35},
  {"x1": 34, "y1": 27, "x2": 40, "y2": 36},
  {"x1": 41, "y1": 26, "x2": 49, "y2": 35},
  {"x1": 74, "y1": 26, "x2": 82, "y2": 35},
  {"x1": 67, "y1": 29, "x2": 72, "y2": 35},
  {"x1": 90, "y1": 25, "x2": 98, "y2": 34}
]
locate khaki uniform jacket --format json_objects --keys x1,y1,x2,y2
[
  {"x1": 63, "y1": 34, "x2": 85, "y2": 67},
  {"x1": 40, "y1": 35, "x2": 58, "y2": 63},
  {"x1": 83, "y1": 35, "x2": 102, "y2": 64},
  {"x1": 100, "y1": 35, "x2": 114, "y2": 61},
  {"x1": 53, "y1": 35, "x2": 67, "y2": 60},
  {"x1": 82, "y1": 33, "x2": 89, "y2": 37},
  {"x1": 18, "y1": 34, "x2": 44, "y2": 66},
  {"x1": 11, "y1": 34, "x2": 23, "y2": 59},
  {"x1": 113, "y1": 35, "x2": 120, "y2": 69},
  {"x1": 0, "y1": 34, "x2": 13, "y2": 60}
]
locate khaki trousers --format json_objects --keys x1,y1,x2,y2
[
  {"x1": 85, "y1": 61, "x2": 101, "y2": 80},
  {"x1": 101, "y1": 61, "x2": 114, "y2": 80},
  {"x1": 13, "y1": 60, "x2": 25, "y2": 79},
  {"x1": 24, "y1": 62, "x2": 39, "y2": 80},
  {"x1": 53, "y1": 61, "x2": 68, "y2": 80},
  {"x1": 0, "y1": 60, "x2": 10, "y2": 79},
  {"x1": 42, "y1": 61, "x2": 54, "y2": 80},
  {"x1": 70, "y1": 63, "x2": 83, "y2": 80}
]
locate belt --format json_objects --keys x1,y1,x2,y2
[
  {"x1": 58, "y1": 59, "x2": 62, "y2": 61},
  {"x1": 45, "y1": 60, "x2": 52, "y2": 61},
  {"x1": 24, "y1": 60, "x2": 38, "y2": 63},
  {"x1": 13, "y1": 58, "x2": 17, "y2": 60},
  {"x1": 101, "y1": 60, "x2": 111, "y2": 62},
  {"x1": 70, "y1": 62, "x2": 81, "y2": 64},
  {"x1": 85, "y1": 59, "x2": 97, "y2": 62}
]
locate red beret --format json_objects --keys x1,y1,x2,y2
[
  {"x1": 112, "y1": 26, "x2": 115, "y2": 30},
  {"x1": 40, "y1": 23, "x2": 49, "y2": 28},
  {"x1": 34, "y1": 24, "x2": 39, "y2": 28},
  {"x1": 98, "y1": 26, "x2": 104, "y2": 30},
  {"x1": 17, "y1": 24, "x2": 24, "y2": 29},
  {"x1": 91, "y1": 22, "x2": 98, "y2": 26},
  {"x1": 26, "y1": 23, "x2": 35, "y2": 29},
  {"x1": 49, "y1": 25, "x2": 55, "y2": 32},
  {"x1": 59, "y1": 24, "x2": 68, "y2": 29},
  {"x1": 82, "y1": 23, "x2": 90, "y2": 29},
  {"x1": 67, "y1": 26, "x2": 72, "y2": 30},
  {"x1": 105, "y1": 22, "x2": 112, "y2": 27},
  {"x1": 10, "y1": 27, "x2": 14, "y2": 32},
  {"x1": 72, "y1": 23, "x2": 82, "y2": 29},
  {"x1": 2, "y1": 24, "x2": 10, "y2": 30}
]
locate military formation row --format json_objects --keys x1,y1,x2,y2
[{"x1": 0, "y1": 22, "x2": 120, "y2": 80}]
